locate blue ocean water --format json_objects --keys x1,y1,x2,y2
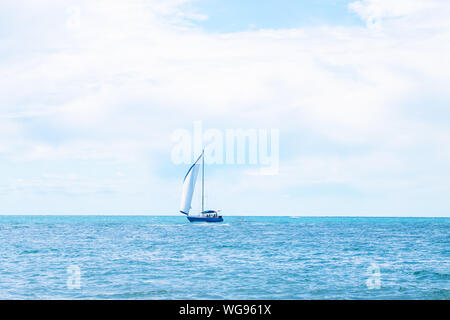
[{"x1": 0, "y1": 216, "x2": 448, "y2": 300}]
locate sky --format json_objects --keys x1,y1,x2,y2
[{"x1": 0, "y1": 0, "x2": 450, "y2": 216}]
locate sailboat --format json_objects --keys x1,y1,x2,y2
[{"x1": 179, "y1": 150, "x2": 223, "y2": 223}]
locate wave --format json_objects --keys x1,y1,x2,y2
[{"x1": 413, "y1": 270, "x2": 450, "y2": 280}]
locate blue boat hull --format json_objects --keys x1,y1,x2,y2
[{"x1": 187, "y1": 216, "x2": 223, "y2": 223}]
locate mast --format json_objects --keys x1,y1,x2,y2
[{"x1": 202, "y1": 149, "x2": 205, "y2": 213}]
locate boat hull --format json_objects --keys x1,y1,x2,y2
[{"x1": 187, "y1": 216, "x2": 223, "y2": 223}]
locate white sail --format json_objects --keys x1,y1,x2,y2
[{"x1": 179, "y1": 153, "x2": 202, "y2": 215}]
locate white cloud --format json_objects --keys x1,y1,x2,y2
[
  {"x1": 1, "y1": 0, "x2": 450, "y2": 215},
  {"x1": 349, "y1": 0, "x2": 439, "y2": 26}
]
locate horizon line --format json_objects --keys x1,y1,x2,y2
[{"x1": 0, "y1": 214, "x2": 448, "y2": 218}]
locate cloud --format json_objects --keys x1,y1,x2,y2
[
  {"x1": 0, "y1": 0, "x2": 449, "y2": 215},
  {"x1": 349, "y1": 0, "x2": 440, "y2": 27},
  {"x1": 10, "y1": 173, "x2": 119, "y2": 196}
]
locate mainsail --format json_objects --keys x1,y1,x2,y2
[{"x1": 179, "y1": 153, "x2": 202, "y2": 215}]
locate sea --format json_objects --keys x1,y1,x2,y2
[{"x1": 0, "y1": 216, "x2": 448, "y2": 300}]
